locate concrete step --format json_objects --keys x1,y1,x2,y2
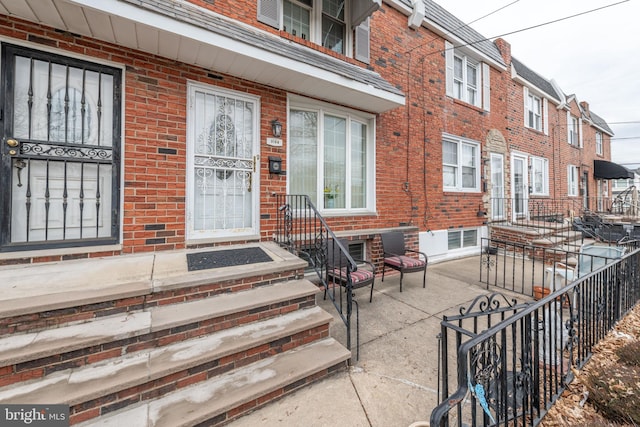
[
  {"x1": 0, "y1": 279, "x2": 319, "y2": 371},
  {"x1": 76, "y1": 338, "x2": 350, "y2": 427},
  {"x1": 0, "y1": 242, "x2": 307, "y2": 319},
  {"x1": 0, "y1": 306, "x2": 332, "y2": 407}
]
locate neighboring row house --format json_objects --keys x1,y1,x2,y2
[{"x1": 0, "y1": 0, "x2": 624, "y2": 424}]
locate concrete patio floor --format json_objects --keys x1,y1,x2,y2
[{"x1": 230, "y1": 256, "x2": 534, "y2": 427}]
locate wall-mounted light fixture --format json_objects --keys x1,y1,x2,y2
[{"x1": 271, "y1": 119, "x2": 282, "y2": 138}]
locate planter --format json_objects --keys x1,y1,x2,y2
[{"x1": 533, "y1": 286, "x2": 551, "y2": 300}]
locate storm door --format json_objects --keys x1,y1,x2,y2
[
  {"x1": 186, "y1": 83, "x2": 259, "y2": 240},
  {"x1": 490, "y1": 153, "x2": 504, "y2": 220},
  {"x1": 0, "y1": 44, "x2": 121, "y2": 251},
  {"x1": 511, "y1": 154, "x2": 528, "y2": 221}
]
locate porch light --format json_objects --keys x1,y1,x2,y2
[{"x1": 271, "y1": 119, "x2": 282, "y2": 138}]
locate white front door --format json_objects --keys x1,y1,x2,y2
[
  {"x1": 186, "y1": 83, "x2": 260, "y2": 240},
  {"x1": 512, "y1": 154, "x2": 529, "y2": 221}
]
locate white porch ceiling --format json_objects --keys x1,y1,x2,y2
[{"x1": 0, "y1": 0, "x2": 405, "y2": 113}]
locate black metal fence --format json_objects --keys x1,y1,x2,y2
[
  {"x1": 274, "y1": 194, "x2": 362, "y2": 359},
  {"x1": 431, "y1": 248, "x2": 640, "y2": 427},
  {"x1": 479, "y1": 237, "x2": 640, "y2": 298}
]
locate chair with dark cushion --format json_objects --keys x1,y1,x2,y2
[
  {"x1": 326, "y1": 239, "x2": 375, "y2": 302},
  {"x1": 381, "y1": 231, "x2": 427, "y2": 292}
]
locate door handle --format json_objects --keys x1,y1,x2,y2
[
  {"x1": 247, "y1": 172, "x2": 252, "y2": 192},
  {"x1": 6, "y1": 139, "x2": 19, "y2": 147}
]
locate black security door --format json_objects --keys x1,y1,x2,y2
[{"x1": 0, "y1": 44, "x2": 121, "y2": 251}]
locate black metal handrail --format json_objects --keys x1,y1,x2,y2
[
  {"x1": 274, "y1": 194, "x2": 361, "y2": 359},
  {"x1": 432, "y1": 248, "x2": 640, "y2": 426}
]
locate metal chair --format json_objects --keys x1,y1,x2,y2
[
  {"x1": 380, "y1": 231, "x2": 427, "y2": 292},
  {"x1": 326, "y1": 238, "x2": 375, "y2": 302}
]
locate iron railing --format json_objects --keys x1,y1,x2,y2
[
  {"x1": 480, "y1": 237, "x2": 639, "y2": 298},
  {"x1": 274, "y1": 194, "x2": 361, "y2": 359},
  {"x1": 611, "y1": 185, "x2": 638, "y2": 216},
  {"x1": 432, "y1": 248, "x2": 640, "y2": 426}
]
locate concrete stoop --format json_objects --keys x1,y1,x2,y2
[{"x1": 0, "y1": 242, "x2": 351, "y2": 425}]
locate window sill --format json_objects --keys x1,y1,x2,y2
[
  {"x1": 450, "y1": 97, "x2": 485, "y2": 113},
  {"x1": 320, "y1": 210, "x2": 377, "y2": 218}
]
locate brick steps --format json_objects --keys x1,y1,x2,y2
[
  {"x1": 76, "y1": 338, "x2": 350, "y2": 427},
  {"x1": 0, "y1": 306, "x2": 334, "y2": 414},
  {"x1": 0, "y1": 244, "x2": 350, "y2": 425}
]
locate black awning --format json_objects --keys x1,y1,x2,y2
[{"x1": 593, "y1": 160, "x2": 634, "y2": 180}]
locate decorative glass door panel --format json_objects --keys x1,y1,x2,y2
[
  {"x1": 0, "y1": 44, "x2": 121, "y2": 251},
  {"x1": 187, "y1": 84, "x2": 258, "y2": 239}
]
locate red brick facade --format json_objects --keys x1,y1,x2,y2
[{"x1": 0, "y1": 0, "x2": 614, "y2": 263}]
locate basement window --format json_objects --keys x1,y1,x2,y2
[{"x1": 448, "y1": 229, "x2": 478, "y2": 250}]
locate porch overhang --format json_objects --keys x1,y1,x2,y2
[
  {"x1": 593, "y1": 160, "x2": 634, "y2": 180},
  {"x1": 0, "y1": 0, "x2": 404, "y2": 113}
]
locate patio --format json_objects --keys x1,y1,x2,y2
[{"x1": 230, "y1": 256, "x2": 532, "y2": 427}]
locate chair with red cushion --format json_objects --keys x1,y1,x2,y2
[
  {"x1": 381, "y1": 231, "x2": 427, "y2": 292},
  {"x1": 326, "y1": 238, "x2": 375, "y2": 302}
]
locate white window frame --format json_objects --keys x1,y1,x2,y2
[
  {"x1": 530, "y1": 156, "x2": 549, "y2": 196},
  {"x1": 444, "y1": 41, "x2": 490, "y2": 110},
  {"x1": 281, "y1": 0, "x2": 352, "y2": 56},
  {"x1": 526, "y1": 92, "x2": 542, "y2": 131},
  {"x1": 595, "y1": 131, "x2": 603, "y2": 155},
  {"x1": 447, "y1": 228, "x2": 479, "y2": 251},
  {"x1": 568, "y1": 165, "x2": 579, "y2": 196},
  {"x1": 287, "y1": 95, "x2": 376, "y2": 213},
  {"x1": 442, "y1": 134, "x2": 481, "y2": 192},
  {"x1": 567, "y1": 113, "x2": 582, "y2": 146}
]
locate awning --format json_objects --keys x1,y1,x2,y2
[{"x1": 593, "y1": 160, "x2": 635, "y2": 180}]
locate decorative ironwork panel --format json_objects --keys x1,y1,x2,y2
[{"x1": 1, "y1": 44, "x2": 121, "y2": 251}]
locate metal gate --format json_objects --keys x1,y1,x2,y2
[{"x1": 0, "y1": 44, "x2": 121, "y2": 251}]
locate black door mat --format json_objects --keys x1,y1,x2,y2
[{"x1": 186, "y1": 247, "x2": 273, "y2": 272}]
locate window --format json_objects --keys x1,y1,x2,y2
[
  {"x1": 526, "y1": 92, "x2": 542, "y2": 131},
  {"x1": 321, "y1": 0, "x2": 346, "y2": 54},
  {"x1": 448, "y1": 229, "x2": 478, "y2": 250},
  {"x1": 443, "y1": 135, "x2": 480, "y2": 192},
  {"x1": 289, "y1": 98, "x2": 374, "y2": 211},
  {"x1": 530, "y1": 157, "x2": 549, "y2": 195},
  {"x1": 283, "y1": 0, "x2": 312, "y2": 40},
  {"x1": 595, "y1": 131, "x2": 603, "y2": 155},
  {"x1": 613, "y1": 178, "x2": 632, "y2": 191},
  {"x1": 568, "y1": 165, "x2": 578, "y2": 196},
  {"x1": 453, "y1": 54, "x2": 478, "y2": 105},
  {"x1": 259, "y1": 0, "x2": 374, "y2": 60},
  {"x1": 445, "y1": 41, "x2": 490, "y2": 110},
  {"x1": 568, "y1": 114, "x2": 581, "y2": 146}
]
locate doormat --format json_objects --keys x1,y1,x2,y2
[{"x1": 186, "y1": 247, "x2": 272, "y2": 272}]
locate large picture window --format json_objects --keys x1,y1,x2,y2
[
  {"x1": 443, "y1": 135, "x2": 480, "y2": 192},
  {"x1": 289, "y1": 98, "x2": 374, "y2": 211}
]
